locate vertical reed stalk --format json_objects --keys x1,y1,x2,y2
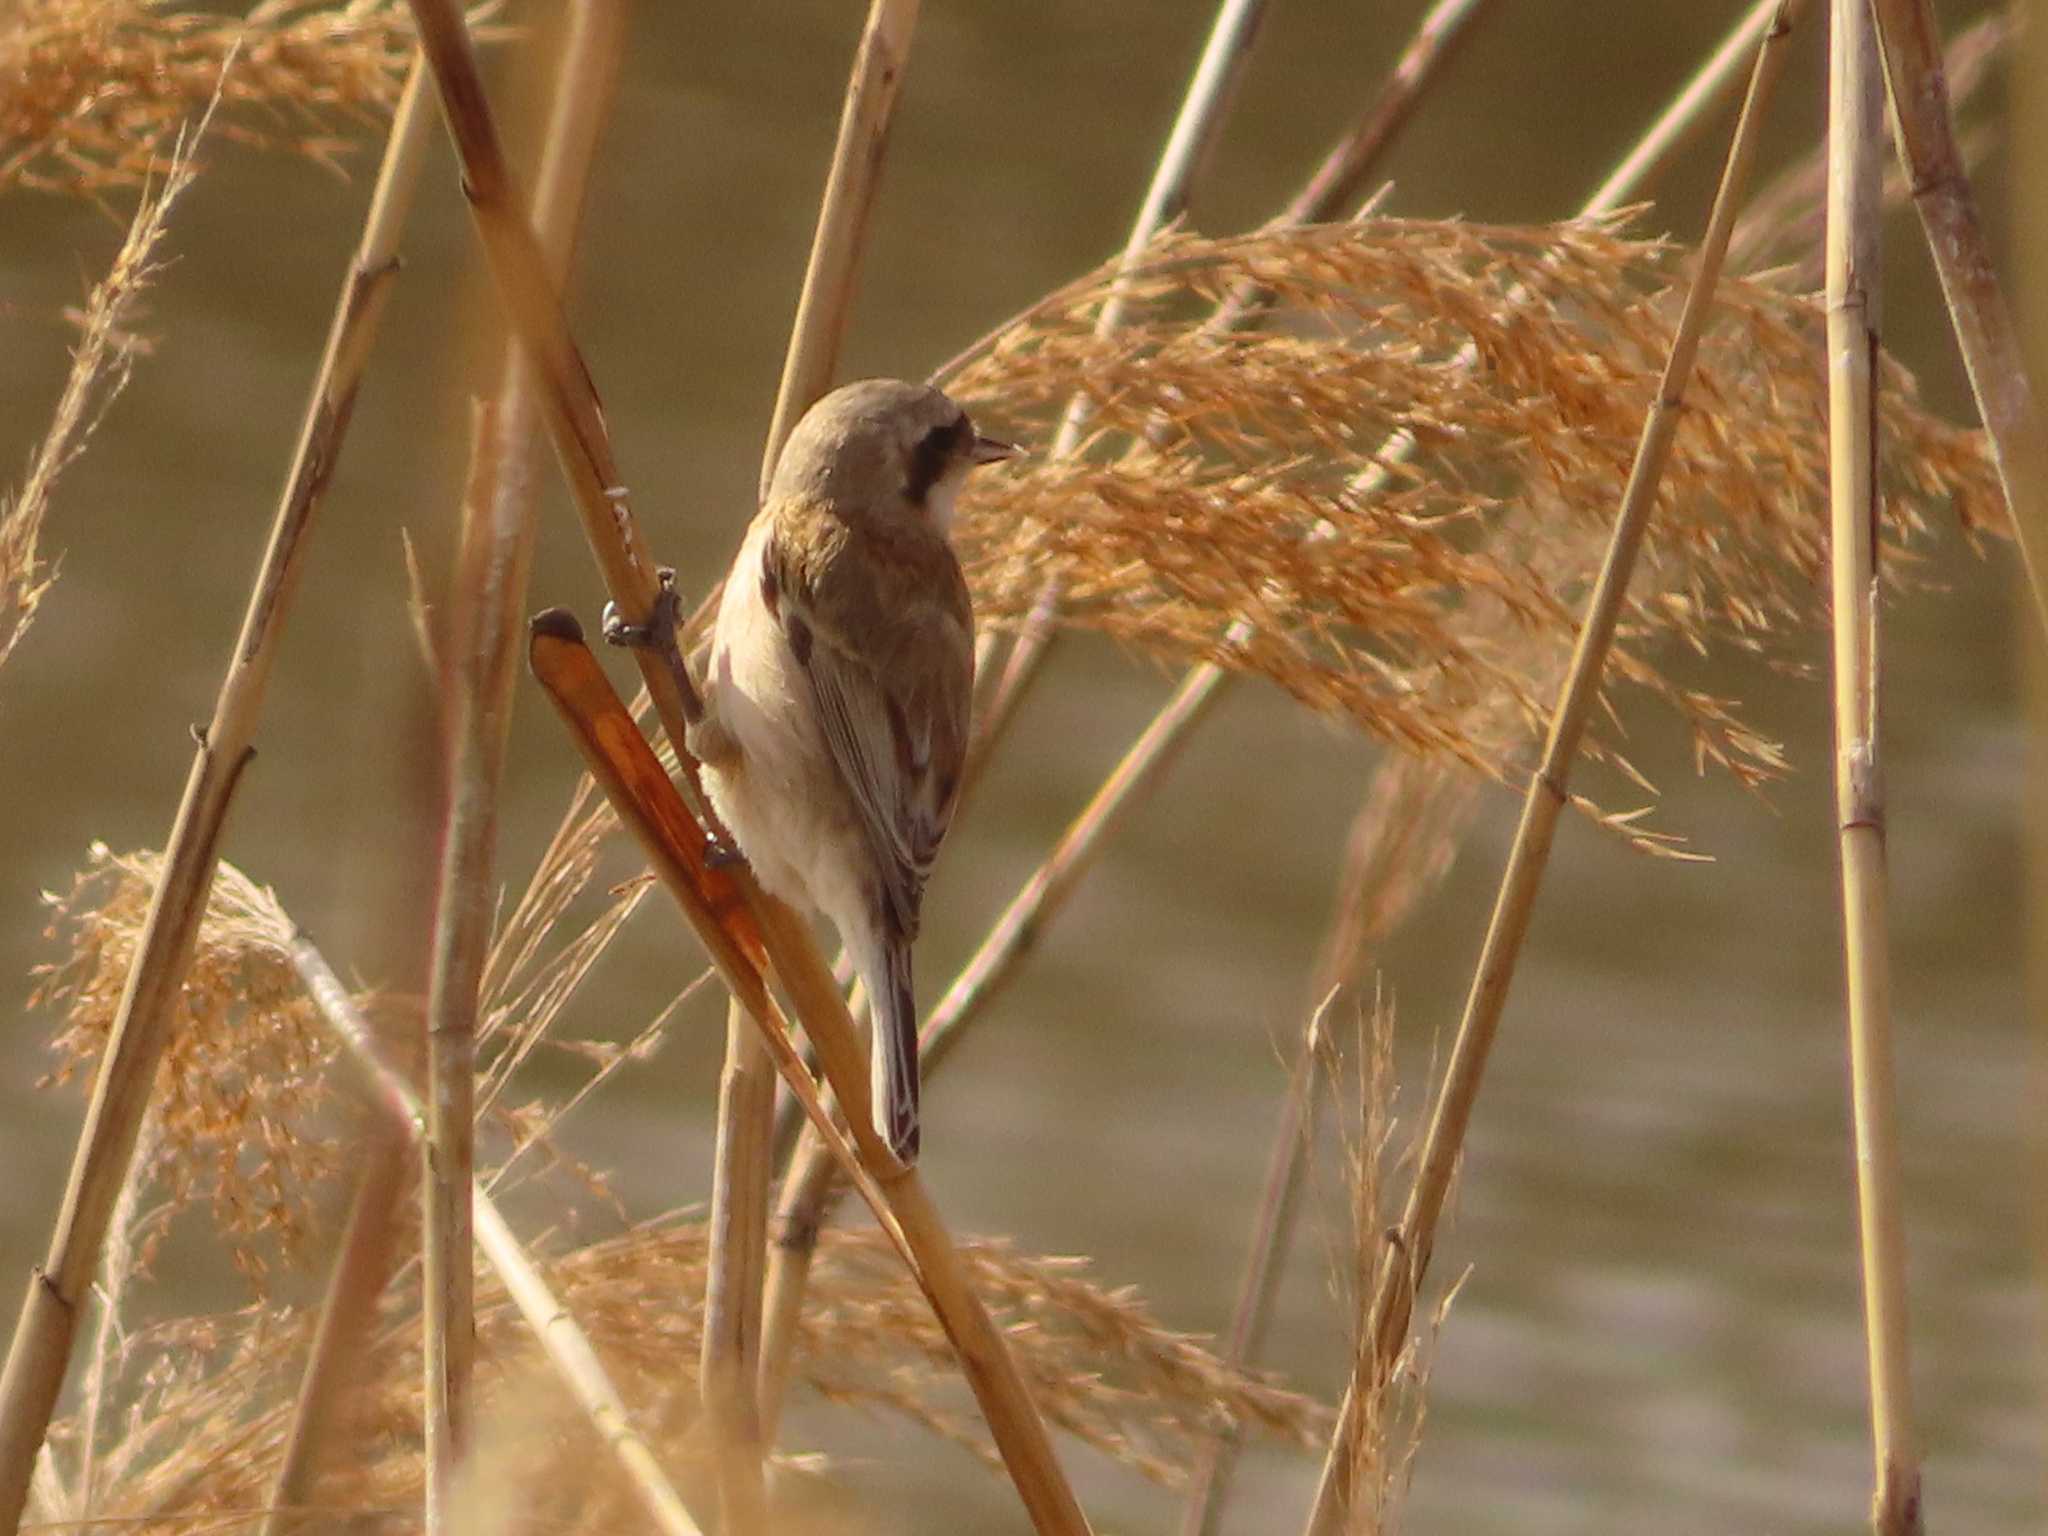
[
  {"x1": 0, "y1": 61, "x2": 435, "y2": 1533},
  {"x1": 700, "y1": 997, "x2": 774, "y2": 1536},
  {"x1": 714, "y1": 6, "x2": 922, "y2": 1507},
  {"x1": 1301, "y1": 9, "x2": 1800, "y2": 1531},
  {"x1": 420, "y1": 8, "x2": 623, "y2": 1519},
  {"x1": 1826, "y1": 3, "x2": 1922, "y2": 1531},
  {"x1": 757, "y1": 0, "x2": 921, "y2": 498},
  {"x1": 288, "y1": 934, "x2": 710, "y2": 1536},
  {"x1": 1583, "y1": 0, "x2": 1807, "y2": 214},
  {"x1": 1869, "y1": 0, "x2": 2048, "y2": 644},
  {"x1": 973, "y1": 0, "x2": 1271, "y2": 732},
  {"x1": 261, "y1": 1122, "x2": 411, "y2": 1536}
]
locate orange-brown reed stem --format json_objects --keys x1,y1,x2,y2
[
  {"x1": 1826, "y1": 3, "x2": 1922, "y2": 1531},
  {"x1": 418, "y1": 4, "x2": 624, "y2": 1520},
  {"x1": 399, "y1": 7, "x2": 1091, "y2": 1528},
  {"x1": 1302, "y1": 7, "x2": 1801, "y2": 1530},
  {"x1": 528, "y1": 616, "x2": 1093, "y2": 1536},
  {"x1": 0, "y1": 59, "x2": 435, "y2": 1534}
]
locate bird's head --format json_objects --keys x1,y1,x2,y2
[{"x1": 767, "y1": 378, "x2": 1020, "y2": 535}]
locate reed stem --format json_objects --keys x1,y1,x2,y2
[
  {"x1": 528, "y1": 617, "x2": 1092, "y2": 1536},
  {"x1": 1301, "y1": 8, "x2": 1801, "y2": 1529},
  {"x1": 288, "y1": 935, "x2": 710, "y2": 1536},
  {"x1": 971, "y1": 0, "x2": 1272, "y2": 735},
  {"x1": 757, "y1": 0, "x2": 922, "y2": 499},
  {"x1": 261, "y1": 1123, "x2": 411, "y2": 1536},
  {"x1": 1582, "y1": 0, "x2": 1807, "y2": 216},
  {"x1": 0, "y1": 60, "x2": 435, "y2": 1533},
  {"x1": 420, "y1": 9, "x2": 623, "y2": 1519},
  {"x1": 714, "y1": 6, "x2": 924, "y2": 1502},
  {"x1": 1869, "y1": 0, "x2": 2048, "y2": 646},
  {"x1": 700, "y1": 998, "x2": 774, "y2": 1535},
  {"x1": 1826, "y1": 3, "x2": 1922, "y2": 1530}
]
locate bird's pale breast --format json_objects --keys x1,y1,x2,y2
[{"x1": 701, "y1": 517, "x2": 872, "y2": 932}]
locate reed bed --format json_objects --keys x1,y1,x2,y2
[
  {"x1": 0, "y1": 2, "x2": 2034, "y2": 1534},
  {"x1": 0, "y1": 0, "x2": 417, "y2": 194}
]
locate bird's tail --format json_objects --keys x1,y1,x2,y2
[{"x1": 866, "y1": 939, "x2": 920, "y2": 1164}]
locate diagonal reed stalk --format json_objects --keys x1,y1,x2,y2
[
  {"x1": 1177, "y1": 756, "x2": 1472, "y2": 1536},
  {"x1": 527, "y1": 614, "x2": 1093, "y2": 1536},
  {"x1": 762, "y1": 0, "x2": 1780, "y2": 1425},
  {"x1": 756, "y1": 0, "x2": 920, "y2": 500},
  {"x1": 708, "y1": 6, "x2": 921, "y2": 1522},
  {"x1": 764, "y1": 0, "x2": 1504, "y2": 1244},
  {"x1": 260, "y1": 1118, "x2": 411, "y2": 1536},
  {"x1": 420, "y1": 4, "x2": 624, "y2": 1523},
  {"x1": 1582, "y1": 0, "x2": 1801, "y2": 214},
  {"x1": 399, "y1": 7, "x2": 1090, "y2": 1528},
  {"x1": 0, "y1": 56, "x2": 436, "y2": 1532},
  {"x1": 965, "y1": 0, "x2": 1781, "y2": 777},
  {"x1": 1869, "y1": 0, "x2": 2048, "y2": 646},
  {"x1": 971, "y1": 0, "x2": 1272, "y2": 736},
  {"x1": 1826, "y1": 4, "x2": 1922, "y2": 1532},
  {"x1": 1301, "y1": 7, "x2": 1802, "y2": 1531},
  {"x1": 288, "y1": 933, "x2": 710, "y2": 1536}
]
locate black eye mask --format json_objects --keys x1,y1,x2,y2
[{"x1": 906, "y1": 415, "x2": 970, "y2": 503}]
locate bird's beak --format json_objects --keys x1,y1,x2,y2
[{"x1": 970, "y1": 433, "x2": 1023, "y2": 465}]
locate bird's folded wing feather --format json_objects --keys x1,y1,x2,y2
[{"x1": 768, "y1": 527, "x2": 972, "y2": 942}]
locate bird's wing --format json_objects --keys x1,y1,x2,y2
[{"x1": 764, "y1": 522, "x2": 973, "y2": 942}]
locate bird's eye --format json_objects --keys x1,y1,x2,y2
[{"x1": 906, "y1": 417, "x2": 966, "y2": 502}]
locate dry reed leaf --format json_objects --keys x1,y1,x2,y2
[
  {"x1": 32, "y1": 844, "x2": 339, "y2": 1285},
  {"x1": 54, "y1": 1219, "x2": 1328, "y2": 1531},
  {"x1": 0, "y1": 0, "x2": 416, "y2": 195},
  {"x1": 0, "y1": 108, "x2": 203, "y2": 674},
  {"x1": 944, "y1": 219, "x2": 2001, "y2": 799}
]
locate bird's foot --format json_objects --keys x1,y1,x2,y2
[
  {"x1": 600, "y1": 566, "x2": 680, "y2": 650},
  {"x1": 702, "y1": 831, "x2": 745, "y2": 869}
]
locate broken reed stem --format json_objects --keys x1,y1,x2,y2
[
  {"x1": 700, "y1": 999, "x2": 774, "y2": 1536},
  {"x1": 526, "y1": 618, "x2": 1092, "y2": 1536},
  {"x1": 401, "y1": 0, "x2": 898, "y2": 1217},
  {"x1": 1826, "y1": 5, "x2": 1923, "y2": 1532},
  {"x1": 972, "y1": 0, "x2": 1271, "y2": 735},
  {"x1": 757, "y1": 0, "x2": 921, "y2": 499},
  {"x1": 403, "y1": 17, "x2": 1087, "y2": 1529},
  {"x1": 1583, "y1": 0, "x2": 1805, "y2": 214},
  {"x1": 287, "y1": 935, "x2": 710, "y2": 1536},
  {"x1": 419, "y1": 5, "x2": 624, "y2": 1519},
  {"x1": 1301, "y1": 9, "x2": 1801, "y2": 1532},
  {"x1": 0, "y1": 59, "x2": 436, "y2": 1533},
  {"x1": 1870, "y1": 0, "x2": 2048, "y2": 646},
  {"x1": 261, "y1": 1122, "x2": 411, "y2": 1536}
]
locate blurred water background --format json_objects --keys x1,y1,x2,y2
[{"x1": 0, "y1": 1, "x2": 2038, "y2": 1531}]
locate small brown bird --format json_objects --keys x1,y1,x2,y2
[{"x1": 691, "y1": 379, "x2": 1017, "y2": 1163}]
